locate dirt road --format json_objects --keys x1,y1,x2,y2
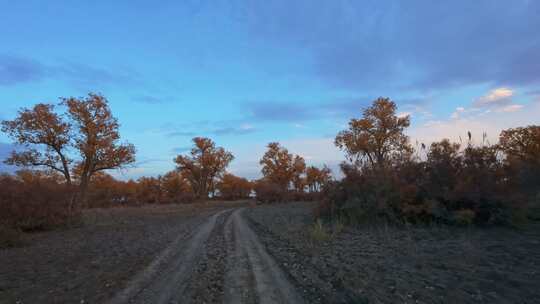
[{"x1": 108, "y1": 208, "x2": 306, "y2": 304}]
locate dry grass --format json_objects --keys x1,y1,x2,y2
[{"x1": 0, "y1": 225, "x2": 25, "y2": 248}]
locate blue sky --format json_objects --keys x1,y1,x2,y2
[{"x1": 1, "y1": 0, "x2": 539, "y2": 179}]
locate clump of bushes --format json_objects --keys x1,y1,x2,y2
[
  {"x1": 317, "y1": 98, "x2": 540, "y2": 227},
  {"x1": 255, "y1": 142, "x2": 332, "y2": 203},
  {"x1": 253, "y1": 179, "x2": 288, "y2": 203},
  {"x1": 0, "y1": 171, "x2": 75, "y2": 232},
  {"x1": 84, "y1": 171, "x2": 196, "y2": 208},
  {"x1": 216, "y1": 173, "x2": 252, "y2": 200}
]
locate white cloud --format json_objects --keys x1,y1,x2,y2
[
  {"x1": 496, "y1": 104, "x2": 524, "y2": 113},
  {"x1": 450, "y1": 87, "x2": 525, "y2": 120},
  {"x1": 409, "y1": 100, "x2": 539, "y2": 146},
  {"x1": 397, "y1": 111, "x2": 412, "y2": 118},
  {"x1": 239, "y1": 123, "x2": 255, "y2": 130},
  {"x1": 450, "y1": 106, "x2": 466, "y2": 119},
  {"x1": 473, "y1": 87, "x2": 513, "y2": 107}
]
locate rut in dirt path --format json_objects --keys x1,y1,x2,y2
[
  {"x1": 108, "y1": 209, "x2": 231, "y2": 304},
  {"x1": 224, "y1": 208, "x2": 305, "y2": 304},
  {"x1": 108, "y1": 207, "x2": 305, "y2": 304}
]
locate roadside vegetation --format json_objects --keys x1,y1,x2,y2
[
  {"x1": 1, "y1": 94, "x2": 539, "y2": 248},
  {"x1": 318, "y1": 97, "x2": 539, "y2": 227}
]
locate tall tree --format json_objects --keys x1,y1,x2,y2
[
  {"x1": 425, "y1": 139, "x2": 462, "y2": 196},
  {"x1": 161, "y1": 170, "x2": 191, "y2": 202},
  {"x1": 1, "y1": 93, "x2": 136, "y2": 210},
  {"x1": 306, "y1": 165, "x2": 332, "y2": 192},
  {"x1": 1, "y1": 104, "x2": 72, "y2": 184},
  {"x1": 174, "y1": 137, "x2": 234, "y2": 198},
  {"x1": 499, "y1": 126, "x2": 540, "y2": 163},
  {"x1": 291, "y1": 155, "x2": 306, "y2": 193},
  {"x1": 217, "y1": 173, "x2": 252, "y2": 200},
  {"x1": 335, "y1": 97, "x2": 411, "y2": 170},
  {"x1": 498, "y1": 125, "x2": 540, "y2": 192},
  {"x1": 63, "y1": 94, "x2": 136, "y2": 205},
  {"x1": 260, "y1": 142, "x2": 295, "y2": 191}
]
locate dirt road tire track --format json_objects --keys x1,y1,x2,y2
[
  {"x1": 108, "y1": 207, "x2": 307, "y2": 304},
  {"x1": 108, "y1": 209, "x2": 231, "y2": 304},
  {"x1": 224, "y1": 208, "x2": 305, "y2": 304}
]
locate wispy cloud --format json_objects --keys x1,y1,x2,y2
[
  {"x1": 245, "y1": 96, "x2": 426, "y2": 123},
  {"x1": 410, "y1": 99, "x2": 540, "y2": 146},
  {"x1": 452, "y1": 87, "x2": 524, "y2": 119},
  {"x1": 235, "y1": 1, "x2": 540, "y2": 91},
  {"x1": 496, "y1": 104, "x2": 524, "y2": 113},
  {"x1": 246, "y1": 102, "x2": 315, "y2": 122},
  {"x1": 213, "y1": 124, "x2": 256, "y2": 135},
  {"x1": 169, "y1": 130, "x2": 198, "y2": 137},
  {"x1": 135, "y1": 157, "x2": 169, "y2": 166},
  {"x1": 0, "y1": 54, "x2": 140, "y2": 88},
  {"x1": 165, "y1": 120, "x2": 257, "y2": 137},
  {"x1": 171, "y1": 146, "x2": 191, "y2": 154},
  {"x1": 134, "y1": 95, "x2": 172, "y2": 104},
  {"x1": 473, "y1": 87, "x2": 513, "y2": 107},
  {"x1": 0, "y1": 54, "x2": 45, "y2": 86}
]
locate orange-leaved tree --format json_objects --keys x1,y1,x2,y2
[
  {"x1": 217, "y1": 173, "x2": 252, "y2": 200},
  {"x1": 63, "y1": 94, "x2": 136, "y2": 207},
  {"x1": 335, "y1": 97, "x2": 411, "y2": 170},
  {"x1": 305, "y1": 165, "x2": 332, "y2": 193},
  {"x1": 1, "y1": 93, "x2": 136, "y2": 212},
  {"x1": 161, "y1": 171, "x2": 193, "y2": 203},
  {"x1": 1, "y1": 104, "x2": 72, "y2": 183},
  {"x1": 291, "y1": 155, "x2": 306, "y2": 193},
  {"x1": 259, "y1": 142, "x2": 298, "y2": 191},
  {"x1": 174, "y1": 137, "x2": 234, "y2": 199}
]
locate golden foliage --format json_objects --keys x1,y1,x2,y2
[{"x1": 174, "y1": 137, "x2": 234, "y2": 198}]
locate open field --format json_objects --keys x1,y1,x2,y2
[
  {"x1": 0, "y1": 202, "x2": 238, "y2": 304},
  {"x1": 2, "y1": 201, "x2": 540, "y2": 304},
  {"x1": 246, "y1": 202, "x2": 540, "y2": 303}
]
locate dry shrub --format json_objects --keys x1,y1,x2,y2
[
  {"x1": 318, "y1": 138, "x2": 536, "y2": 227},
  {"x1": 322, "y1": 98, "x2": 538, "y2": 227},
  {"x1": 253, "y1": 179, "x2": 288, "y2": 203},
  {"x1": 217, "y1": 173, "x2": 252, "y2": 200},
  {"x1": 86, "y1": 173, "x2": 135, "y2": 208},
  {"x1": 0, "y1": 171, "x2": 74, "y2": 232},
  {"x1": 309, "y1": 219, "x2": 331, "y2": 243},
  {"x1": 85, "y1": 171, "x2": 196, "y2": 207},
  {"x1": 171, "y1": 192, "x2": 196, "y2": 204},
  {"x1": 0, "y1": 224, "x2": 24, "y2": 248}
]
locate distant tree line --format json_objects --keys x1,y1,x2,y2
[{"x1": 1, "y1": 93, "x2": 539, "y2": 235}]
